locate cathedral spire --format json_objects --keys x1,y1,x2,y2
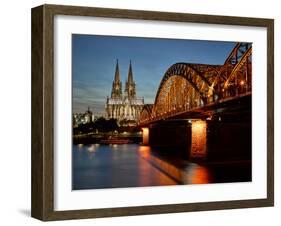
[
  {"x1": 111, "y1": 59, "x2": 122, "y2": 98},
  {"x1": 106, "y1": 60, "x2": 144, "y2": 122},
  {"x1": 127, "y1": 60, "x2": 134, "y2": 84},
  {"x1": 125, "y1": 60, "x2": 136, "y2": 99},
  {"x1": 114, "y1": 59, "x2": 120, "y2": 83}
]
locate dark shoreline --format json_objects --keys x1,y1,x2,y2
[{"x1": 73, "y1": 134, "x2": 142, "y2": 145}]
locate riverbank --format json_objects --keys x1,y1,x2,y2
[{"x1": 73, "y1": 132, "x2": 142, "y2": 144}]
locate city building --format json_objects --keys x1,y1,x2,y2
[
  {"x1": 106, "y1": 60, "x2": 144, "y2": 124},
  {"x1": 73, "y1": 107, "x2": 94, "y2": 127},
  {"x1": 84, "y1": 107, "x2": 94, "y2": 123}
]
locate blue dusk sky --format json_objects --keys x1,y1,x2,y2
[{"x1": 72, "y1": 34, "x2": 237, "y2": 116}]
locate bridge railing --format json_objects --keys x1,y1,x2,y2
[{"x1": 139, "y1": 84, "x2": 251, "y2": 124}]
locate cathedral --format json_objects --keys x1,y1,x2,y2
[{"x1": 106, "y1": 60, "x2": 144, "y2": 124}]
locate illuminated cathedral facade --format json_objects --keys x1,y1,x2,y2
[{"x1": 106, "y1": 60, "x2": 144, "y2": 123}]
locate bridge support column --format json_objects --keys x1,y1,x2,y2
[
  {"x1": 142, "y1": 127, "x2": 149, "y2": 145},
  {"x1": 148, "y1": 120, "x2": 191, "y2": 158},
  {"x1": 146, "y1": 119, "x2": 208, "y2": 159},
  {"x1": 190, "y1": 120, "x2": 207, "y2": 159}
]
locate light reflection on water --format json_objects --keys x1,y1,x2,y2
[
  {"x1": 72, "y1": 144, "x2": 250, "y2": 190},
  {"x1": 87, "y1": 144, "x2": 96, "y2": 152},
  {"x1": 77, "y1": 143, "x2": 84, "y2": 150},
  {"x1": 73, "y1": 144, "x2": 178, "y2": 190},
  {"x1": 183, "y1": 164, "x2": 210, "y2": 184},
  {"x1": 138, "y1": 146, "x2": 211, "y2": 184}
]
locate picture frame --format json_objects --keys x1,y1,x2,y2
[{"x1": 31, "y1": 4, "x2": 274, "y2": 221}]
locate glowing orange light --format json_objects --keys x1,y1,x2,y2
[
  {"x1": 142, "y1": 127, "x2": 149, "y2": 145},
  {"x1": 191, "y1": 120, "x2": 207, "y2": 158},
  {"x1": 139, "y1": 145, "x2": 151, "y2": 158},
  {"x1": 240, "y1": 80, "x2": 245, "y2": 86},
  {"x1": 191, "y1": 166, "x2": 210, "y2": 184},
  {"x1": 139, "y1": 145, "x2": 151, "y2": 152}
]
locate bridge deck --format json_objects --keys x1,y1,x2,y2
[{"x1": 139, "y1": 92, "x2": 251, "y2": 126}]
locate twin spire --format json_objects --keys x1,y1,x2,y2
[
  {"x1": 114, "y1": 59, "x2": 134, "y2": 83},
  {"x1": 127, "y1": 60, "x2": 133, "y2": 84},
  {"x1": 111, "y1": 59, "x2": 136, "y2": 99},
  {"x1": 114, "y1": 59, "x2": 121, "y2": 83}
]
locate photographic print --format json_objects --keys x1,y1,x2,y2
[
  {"x1": 72, "y1": 35, "x2": 252, "y2": 190},
  {"x1": 31, "y1": 5, "x2": 274, "y2": 220}
]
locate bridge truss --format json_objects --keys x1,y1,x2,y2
[{"x1": 139, "y1": 42, "x2": 252, "y2": 124}]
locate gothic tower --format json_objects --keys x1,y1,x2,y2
[
  {"x1": 106, "y1": 60, "x2": 144, "y2": 123},
  {"x1": 125, "y1": 60, "x2": 136, "y2": 99},
  {"x1": 111, "y1": 59, "x2": 122, "y2": 98}
]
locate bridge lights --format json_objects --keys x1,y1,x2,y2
[
  {"x1": 240, "y1": 80, "x2": 245, "y2": 86},
  {"x1": 206, "y1": 115, "x2": 212, "y2": 121}
]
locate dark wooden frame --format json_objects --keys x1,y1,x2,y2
[{"x1": 31, "y1": 4, "x2": 274, "y2": 221}]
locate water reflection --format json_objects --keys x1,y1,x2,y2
[
  {"x1": 138, "y1": 146, "x2": 211, "y2": 184},
  {"x1": 87, "y1": 144, "x2": 96, "y2": 152},
  {"x1": 183, "y1": 164, "x2": 210, "y2": 184},
  {"x1": 72, "y1": 144, "x2": 176, "y2": 190},
  {"x1": 72, "y1": 144, "x2": 251, "y2": 190},
  {"x1": 87, "y1": 144, "x2": 97, "y2": 159},
  {"x1": 77, "y1": 143, "x2": 84, "y2": 150},
  {"x1": 138, "y1": 145, "x2": 151, "y2": 157}
]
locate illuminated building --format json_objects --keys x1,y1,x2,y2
[{"x1": 106, "y1": 60, "x2": 144, "y2": 124}]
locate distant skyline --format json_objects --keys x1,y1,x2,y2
[{"x1": 72, "y1": 34, "x2": 237, "y2": 116}]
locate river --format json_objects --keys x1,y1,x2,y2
[{"x1": 72, "y1": 144, "x2": 251, "y2": 190}]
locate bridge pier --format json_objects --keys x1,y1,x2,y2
[
  {"x1": 190, "y1": 120, "x2": 207, "y2": 159},
  {"x1": 141, "y1": 114, "x2": 251, "y2": 161},
  {"x1": 144, "y1": 119, "x2": 192, "y2": 158},
  {"x1": 142, "y1": 119, "x2": 208, "y2": 159},
  {"x1": 141, "y1": 127, "x2": 149, "y2": 145},
  {"x1": 206, "y1": 118, "x2": 251, "y2": 160}
]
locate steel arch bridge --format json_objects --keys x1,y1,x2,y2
[{"x1": 139, "y1": 42, "x2": 252, "y2": 124}]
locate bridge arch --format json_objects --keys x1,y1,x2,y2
[
  {"x1": 152, "y1": 63, "x2": 215, "y2": 117},
  {"x1": 139, "y1": 42, "x2": 252, "y2": 124},
  {"x1": 209, "y1": 43, "x2": 252, "y2": 97},
  {"x1": 139, "y1": 104, "x2": 153, "y2": 122}
]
